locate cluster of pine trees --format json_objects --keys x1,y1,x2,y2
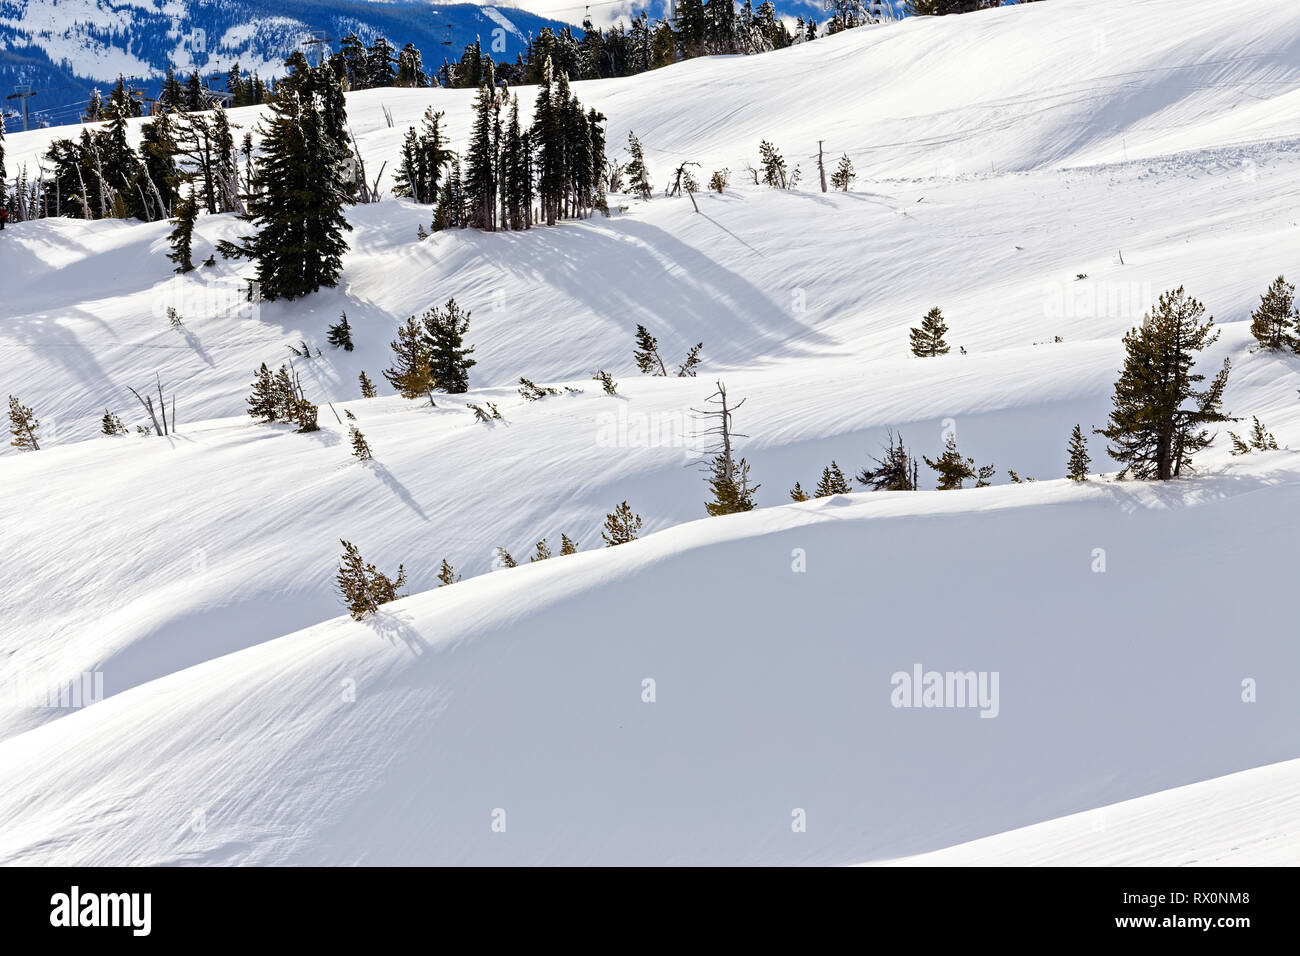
[
  {"x1": 34, "y1": 76, "x2": 242, "y2": 223},
  {"x1": 336, "y1": 33, "x2": 430, "y2": 91},
  {"x1": 152, "y1": 64, "x2": 269, "y2": 113},
  {"x1": 335, "y1": 502, "x2": 645, "y2": 621},
  {"x1": 423, "y1": 57, "x2": 607, "y2": 232},
  {"x1": 382, "y1": 299, "x2": 478, "y2": 402},
  {"x1": 246, "y1": 362, "x2": 320, "y2": 431}
]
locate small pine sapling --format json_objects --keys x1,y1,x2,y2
[
  {"x1": 830, "y1": 154, "x2": 856, "y2": 191},
  {"x1": 328, "y1": 313, "x2": 355, "y2": 351},
  {"x1": 633, "y1": 325, "x2": 668, "y2": 375},
  {"x1": 8, "y1": 395, "x2": 41, "y2": 451},
  {"x1": 677, "y1": 343, "x2": 703, "y2": 377},
  {"x1": 1066, "y1": 424, "x2": 1091, "y2": 481},
  {"x1": 519, "y1": 377, "x2": 560, "y2": 401},
  {"x1": 813, "y1": 461, "x2": 851, "y2": 497},
  {"x1": 594, "y1": 370, "x2": 618, "y2": 395},
  {"x1": 101, "y1": 410, "x2": 128, "y2": 436},
  {"x1": 910, "y1": 307, "x2": 950, "y2": 357},
  {"x1": 1227, "y1": 416, "x2": 1279, "y2": 454},
  {"x1": 336, "y1": 540, "x2": 407, "y2": 621},
  {"x1": 601, "y1": 501, "x2": 643, "y2": 546},
  {"x1": 437, "y1": 559, "x2": 461, "y2": 586},
  {"x1": 349, "y1": 425, "x2": 373, "y2": 461}
]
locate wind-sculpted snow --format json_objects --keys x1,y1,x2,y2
[{"x1": 1, "y1": 0, "x2": 1299, "y2": 864}]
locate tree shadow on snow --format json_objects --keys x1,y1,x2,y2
[
  {"x1": 362, "y1": 460, "x2": 429, "y2": 520},
  {"x1": 366, "y1": 608, "x2": 430, "y2": 655}
]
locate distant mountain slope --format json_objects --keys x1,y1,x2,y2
[{"x1": 0, "y1": 1, "x2": 574, "y2": 128}]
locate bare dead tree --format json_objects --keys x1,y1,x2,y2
[
  {"x1": 125, "y1": 373, "x2": 178, "y2": 436},
  {"x1": 692, "y1": 381, "x2": 743, "y2": 475},
  {"x1": 666, "y1": 161, "x2": 700, "y2": 197}
]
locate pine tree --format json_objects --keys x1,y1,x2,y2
[
  {"x1": 923, "y1": 436, "x2": 992, "y2": 490},
  {"x1": 136, "y1": 109, "x2": 182, "y2": 220},
  {"x1": 501, "y1": 97, "x2": 531, "y2": 229},
  {"x1": 272, "y1": 364, "x2": 298, "y2": 421},
  {"x1": 1250, "y1": 416, "x2": 1279, "y2": 450},
  {"x1": 339, "y1": 33, "x2": 369, "y2": 89},
  {"x1": 910, "y1": 307, "x2": 950, "y2": 357},
  {"x1": 242, "y1": 59, "x2": 353, "y2": 300},
  {"x1": 366, "y1": 36, "x2": 398, "y2": 88},
  {"x1": 101, "y1": 410, "x2": 128, "y2": 436},
  {"x1": 465, "y1": 84, "x2": 501, "y2": 230},
  {"x1": 1248, "y1": 276, "x2": 1300, "y2": 352},
  {"x1": 1228, "y1": 416, "x2": 1279, "y2": 454},
  {"x1": 1096, "y1": 287, "x2": 1234, "y2": 480},
  {"x1": 349, "y1": 425, "x2": 373, "y2": 461},
  {"x1": 383, "y1": 316, "x2": 435, "y2": 401},
  {"x1": 159, "y1": 67, "x2": 184, "y2": 111},
  {"x1": 8, "y1": 395, "x2": 40, "y2": 451},
  {"x1": 396, "y1": 44, "x2": 429, "y2": 88},
  {"x1": 758, "y1": 140, "x2": 789, "y2": 188},
  {"x1": 184, "y1": 72, "x2": 204, "y2": 112},
  {"x1": 83, "y1": 88, "x2": 104, "y2": 122},
  {"x1": 1067, "y1": 424, "x2": 1090, "y2": 481},
  {"x1": 830, "y1": 153, "x2": 855, "y2": 191},
  {"x1": 433, "y1": 155, "x2": 466, "y2": 231},
  {"x1": 594, "y1": 370, "x2": 618, "y2": 395},
  {"x1": 437, "y1": 559, "x2": 461, "y2": 585},
  {"x1": 625, "y1": 132, "x2": 652, "y2": 200},
  {"x1": 587, "y1": 107, "x2": 609, "y2": 215},
  {"x1": 530, "y1": 539, "x2": 552, "y2": 562},
  {"x1": 359, "y1": 371, "x2": 378, "y2": 398},
  {"x1": 814, "y1": 461, "x2": 851, "y2": 496},
  {"x1": 166, "y1": 186, "x2": 197, "y2": 273},
  {"x1": 327, "y1": 313, "x2": 354, "y2": 351},
  {"x1": 857, "y1": 431, "x2": 919, "y2": 491},
  {"x1": 560, "y1": 533, "x2": 579, "y2": 555},
  {"x1": 422, "y1": 299, "x2": 476, "y2": 393},
  {"x1": 677, "y1": 343, "x2": 704, "y2": 377},
  {"x1": 923, "y1": 436, "x2": 970, "y2": 490},
  {"x1": 705, "y1": 454, "x2": 759, "y2": 514},
  {"x1": 392, "y1": 109, "x2": 452, "y2": 205},
  {"x1": 789, "y1": 481, "x2": 810, "y2": 502},
  {"x1": 496, "y1": 547, "x2": 518, "y2": 568},
  {"x1": 246, "y1": 364, "x2": 280, "y2": 422},
  {"x1": 633, "y1": 324, "x2": 667, "y2": 375},
  {"x1": 336, "y1": 539, "x2": 406, "y2": 620},
  {"x1": 602, "y1": 501, "x2": 643, "y2": 546},
  {"x1": 226, "y1": 63, "x2": 247, "y2": 106},
  {"x1": 533, "y1": 58, "x2": 564, "y2": 224}
]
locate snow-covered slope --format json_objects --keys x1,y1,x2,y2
[
  {"x1": 883, "y1": 757, "x2": 1300, "y2": 867},
  {"x1": 3, "y1": 469, "x2": 1300, "y2": 866},
  {"x1": 1, "y1": 0, "x2": 1299, "y2": 864}
]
